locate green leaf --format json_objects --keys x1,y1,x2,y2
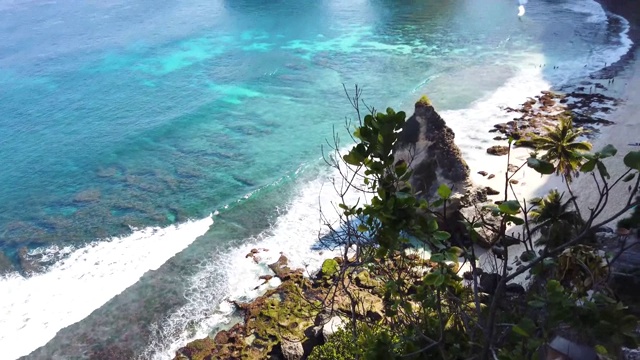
[
  {"x1": 437, "y1": 184, "x2": 452, "y2": 199},
  {"x1": 513, "y1": 318, "x2": 536, "y2": 338},
  {"x1": 599, "y1": 144, "x2": 617, "y2": 158},
  {"x1": 597, "y1": 161, "x2": 610, "y2": 179},
  {"x1": 527, "y1": 157, "x2": 555, "y2": 175},
  {"x1": 424, "y1": 272, "x2": 439, "y2": 285},
  {"x1": 498, "y1": 200, "x2": 521, "y2": 215},
  {"x1": 580, "y1": 159, "x2": 597, "y2": 173},
  {"x1": 595, "y1": 345, "x2": 608, "y2": 355},
  {"x1": 434, "y1": 274, "x2": 445, "y2": 287},
  {"x1": 512, "y1": 325, "x2": 530, "y2": 338},
  {"x1": 622, "y1": 173, "x2": 636, "y2": 182},
  {"x1": 624, "y1": 151, "x2": 640, "y2": 170},
  {"x1": 430, "y1": 253, "x2": 445, "y2": 262},
  {"x1": 528, "y1": 300, "x2": 546, "y2": 308},
  {"x1": 431, "y1": 198, "x2": 445, "y2": 208},
  {"x1": 505, "y1": 215, "x2": 525, "y2": 225},
  {"x1": 357, "y1": 224, "x2": 368, "y2": 232},
  {"x1": 433, "y1": 231, "x2": 451, "y2": 241}
]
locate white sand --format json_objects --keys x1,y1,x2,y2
[
  {"x1": 570, "y1": 57, "x2": 640, "y2": 227},
  {"x1": 467, "y1": 53, "x2": 640, "y2": 230}
]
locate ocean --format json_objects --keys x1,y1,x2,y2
[{"x1": 0, "y1": 0, "x2": 632, "y2": 358}]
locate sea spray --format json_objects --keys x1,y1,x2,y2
[
  {"x1": 143, "y1": 159, "x2": 368, "y2": 359},
  {"x1": 0, "y1": 216, "x2": 213, "y2": 360},
  {"x1": 518, "y1": 0, "x2": 527, "y2": 17}
]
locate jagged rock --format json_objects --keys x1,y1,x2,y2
[
  {"x1": 505, "y1": 283, "x2": 525, "y2": 295},
  {"x1": 488, "y1": 174, "x2": 496, "y2": 180},
  {"x1": 500, "y1": 235, "x2": 521, "y2": 247},
  {"x1": 0, "y1": 251, "x2": 15, "y2": 276},
  {"x1": 322, "y1": 316, "x2": 345, "y2": 342},
  {"x1": 281, "y1": 338, "x2": 304, "y2": 360},
  {"x1": 463, "y1": 268, "x2": 483, "y2": 280},
  {"x1": 395, "y1": 99, "x2": 470, "y2": 200},
  {"x1": 315, "y1": 309, "x2": 332, "y2": 326},
  {"x1": 486, "y1": 187, "x2": 500, "y2": 196},
  {"x1": 487, "y1": 145, "x2": 509, "y2": 156},
  {"x1": 480, "y1": 272, "x2": 502, "y2": 294},
  {"x1": 18, "y1": 247, "x2": 42, "y2": 275},
  {"x1": 268, "y1": 255, "x2": 303, "y2": 281},
  {"x1": 491, "y1": 246, "x2": 506, "y2": 259},
  {"x1": 478, "y1": 171, "x2": 488, "y2": 176}
]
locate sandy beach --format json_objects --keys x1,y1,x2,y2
[{"x1": 463, "y1": 47, "x2": 640, "y2": 231}]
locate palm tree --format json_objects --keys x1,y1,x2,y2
[
  {"x1": 529, "y1": 189, "x2": 583, "y2": 248},
  {"x1": 532, "y1": 116, "x2": 592, "y2": 218}
]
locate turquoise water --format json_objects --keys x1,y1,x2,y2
[{"x1": 0, "y1": 0, "x2": 632, "y2": 358}]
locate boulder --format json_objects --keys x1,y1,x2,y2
[
  {"x1": 0, "y1": 251, "x2": 15, "y2": 276},
  {"x1": 281, "y1": 338, "x2": 304, "y2": 360},
  {"x1": 486, "y1": 145, "x2": 509, "y2": 156},
  {"x1": 505, "y1": 283, "x2": 525, "y2": 295},
  {"x1": 480, "y1": 272, "x2": 502, "y2": 294},
  {"x1": 395, "y1": 99, "x2": 470, "y2": 200},
  {"x1": 322, "y1": 316, "x2": 345, "y2": 342},
  {"x1": 486, "y1": 187, "x2": 500, "y2": 196}
]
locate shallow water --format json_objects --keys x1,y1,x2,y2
[{"x1": 0, "y1": 0, "x2": 632, "y2": 358}]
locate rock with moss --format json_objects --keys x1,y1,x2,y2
[
  {"x1": 319, "y1": 258, "x2": 339, "y2": 278},
  {"x1": 394, "y1": 97, "x2": 470, "y2": 201}
]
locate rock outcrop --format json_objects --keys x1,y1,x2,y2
[{"x1": 395, "y1": 98, "x2": 470, "y2": 199}]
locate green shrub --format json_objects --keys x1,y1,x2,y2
[
  {"x1": 308, "y1": 327, "x2": 357, "y2": 360},
  {"x1": 321, "y1": 258, "x2": 339, "y2": 278}
]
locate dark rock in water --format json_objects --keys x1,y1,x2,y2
[
  {"x1": 488, "y1": 174, "x2": 496, "y2": 180},
  {"x1": 73, "y1": 189, "x2": 101, "y2": 203},
  {"x1": 486, "y1": 187, "x2": 500, "y2": 196},
  {"x1": 463, "y1": 267, "x2": 484, "y2": 280},
  {"x1": 478, "y1": 171, "x2": 488, "y2": 176},
  {"x1": 594, "y1": 226, "x2": 614, "y2": 234},
  {"x1": 486, "y1": 145, "x2": 509, "y2": 156},
  {"x1": 480, "y1": 272, "x2": 502, "y2": 294},
  {"x1": 395, "y1": 99, "x2": 470, "y2": 199},
  {"x1": 18, "y1": 247, "x2": 43, "y2": 276},
  {"x1": 506, "y1": 283, "x2": 525, "y2": 295},
  {"x1": 500, "y1": 235, "x2": 521, "y2": 247},
  {"x1": 491, "y1": 246, "x2": 506, "y2": 259},
  {"x1": 0, "y1": 251, "x2": 15, "y2": 276}
]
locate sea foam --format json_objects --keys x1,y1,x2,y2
[
  {"x1": 143, "y1": 163, "x2": 366, "y2": 359},
  {"x1": 0, "y1": 216, "x2": 213, "y2": 360}
]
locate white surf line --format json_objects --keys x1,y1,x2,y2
[{"x1": 0, "y1": 216, "x2": 213, "y2": 360}]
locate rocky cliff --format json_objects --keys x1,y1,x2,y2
[{"x1": 394, "y1": 97, "x2": 470, "y2": 199}]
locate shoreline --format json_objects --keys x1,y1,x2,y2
[{"x1": 170, "y1": 3, "x2": 640, "y2": 358}]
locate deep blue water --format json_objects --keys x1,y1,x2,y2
[{"x1": 0, "y1": 0, "x2": 632, "y2": 358}]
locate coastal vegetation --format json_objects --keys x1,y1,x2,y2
[{"x1": 175, "y1": 91, "x2": 640, "y2": 360}]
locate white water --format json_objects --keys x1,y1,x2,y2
[
  {"x1": 145, "y1": 162, "x2": 367, "y2": 359},
  {"x1": 3, "y1": 1, "x2": 634, "y2": 359},
  {"x1": 0, "y1": 216, "x2": 213, "y2": 360}
]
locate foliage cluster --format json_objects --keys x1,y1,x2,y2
[{"x1": 312, "y1": 88, "x2": 640, "y2": 360}]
